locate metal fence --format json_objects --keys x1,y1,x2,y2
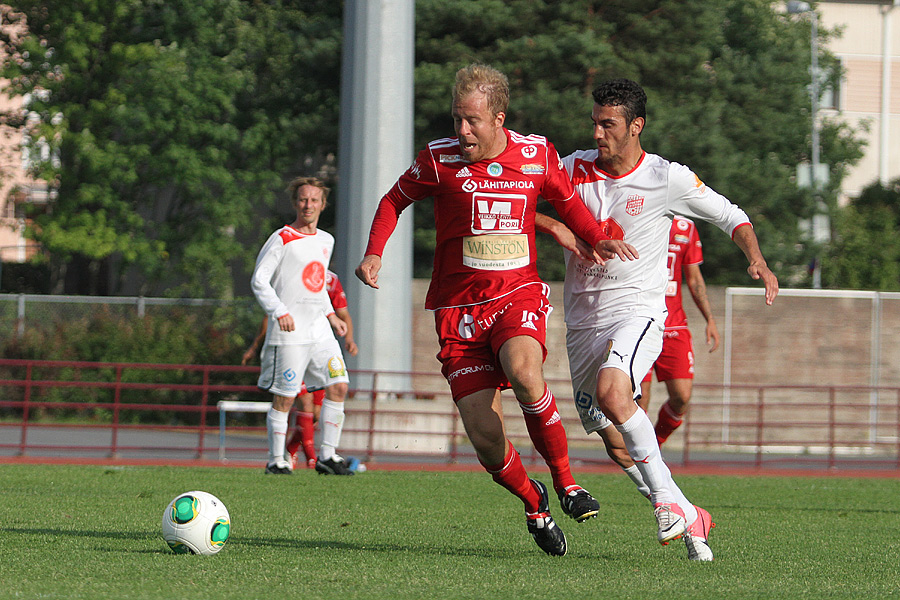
[{"x1": 2, "y1": 358, "x2": 899, "y2": 472}]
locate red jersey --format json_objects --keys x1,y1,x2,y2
[
  {"x1": 664, "y1": 217, "x2": 703, "y2": 329},
  {"x1": 325, "y1": 270, "x2": 347, "y2": 310},
  {"x1": 365, "y1": 128, "x2": 606, "y2": 310}
]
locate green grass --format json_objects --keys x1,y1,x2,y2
[{"x1": 1, "y1": 464, "x2": 899, "y2": 600}]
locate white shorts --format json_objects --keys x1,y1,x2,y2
[
  {"x1": 257, "y1": 337, "x2": 349, "y2": 398},
  {"x1": 566, "y1": 315, "x2": 664, "y2": 434}
]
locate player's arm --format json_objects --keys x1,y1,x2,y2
[
  {"x1": 250, "y1": 236, "x2": 294, "y2": 331},
  {"x1": 535, "y1": 212, "x2": 602, "y2": 263},
  {"x1": 335, "y1": 307, "x2": 359, "y2": 356},
  {"x1": 241, "y1": 318, "x2": 268, "y2": 365},
  {"x1": 327, "y1": 313, "x2": 348, "y2": 337},
  {"x1": 357, "y1": 185, "x2": 417, "y2": 289},
  {"x1": 732, "y1": 224, "x2": 779, "y2": 306},
  {"x1": 683, "y1": 264, "x2": 720, "y2": 352}
]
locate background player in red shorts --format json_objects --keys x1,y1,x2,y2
[
  {"x1": 638, "y1": 217, "x2": 720, "y2": 445},
  {"x1": 356, "y1": 63, "x2": 635, "y2": 556}
]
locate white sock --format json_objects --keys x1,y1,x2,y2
[
  {"x1": 616, "y1": 409, "x2": 675, "y2": 505},
  {"x1": 266, "y1": 407, "x2": 290, "y2": 466},
  {"x1": 623, "y1": 464, "x2": 651, "y2": 499},
  {"x1": 319, "y1": 399, "x2": 345, "y2": 461},
  {"x1": 657, "y1": 460, "x2": 699, "y2": 524}
]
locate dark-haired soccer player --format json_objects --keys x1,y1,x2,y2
[{"x1": 539, "y1": 78, "x2": 778, "y2": 561}]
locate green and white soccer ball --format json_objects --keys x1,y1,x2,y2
[{"x1": 161, "y1": 491, "x2": 230, "y2": 555}]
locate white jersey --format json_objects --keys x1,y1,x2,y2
[
  {"x1": 251, "y1": 225, "x2": 337, "y2": 345},
  {"x1": 561, "y1": 150, "x2": 751, "y2": 330}
]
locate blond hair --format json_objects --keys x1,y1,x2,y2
[
  {"x1": 287, "y1": 176, "x2": 329, "y2": 208},
  {"x1": 452, "y1": 63, "x2": 509, "y2": 117}
]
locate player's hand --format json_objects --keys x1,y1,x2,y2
[
  {"x1": 345, "y1": 339, "x2": 359, "y2": 357},
  {"x1": 547, "y1": 222, "x2": 604, "y2": 264},
  {"x1": 748, "y1": 262, "x2": 779, "y2": 306},
  {"x1": 329, "y1": 314, "x2": 348, "y2": 337},
  {"x1": 356, "y1": 254, "x2": 382, "y2": 289},
  {"x1": 240, "y1": 348, "x2": 256, "y2": 366},
  {"x1": 276, "y1": 313, "x2": 295, "y2": 332},
  {"x1": 594, "y1": 239, "x2": 638, "y2": 261},
  {"x1": 705, "y1": 319, "x2": 720, "y2": 353}
]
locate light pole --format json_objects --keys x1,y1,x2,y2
[{"x1": 787, "y1": 0, "x2": 828, "y2": 288}]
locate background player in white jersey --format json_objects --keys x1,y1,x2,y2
[
  {"x1": 251, "y1": 176, "x2": 353, "y2": 476},
  {"x1": 357, "y1": 64, "x2": 635, "y2": 557},
  {"x1": 638, "y1": 217, "x2": 720, "y2": 445},
  {"x1": 243, "y1": 269, "x2": 359, "y2": 469},
  {"x1": 538, "y1": 78, "x2": 778, "y2": 561}
]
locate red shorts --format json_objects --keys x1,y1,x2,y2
[
  {"x1": 435, "y1": 284, "x2": 551, "y2": 402},
  {"x1": 299, "y1": 382, "x2": 326, "y2": 406},
  {"x1": 642, "y1": 328, "x2": 694, "y2": 383}
]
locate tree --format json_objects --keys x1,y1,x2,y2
[
  {"x1": 413, "y1": 0, "x2": 865, "y2": 283},
  {"x1": 823, "y1": 179, "x2": 900, "y2": 290},
  {"x1": 0, "y1": 0, "x2": 342, "y2": 296}
]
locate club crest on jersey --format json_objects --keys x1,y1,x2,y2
[
  {"x1": 677, "y1": 219, "x2": 690, "y2": 231},
  {"x1": 521, "y1": 145, "x2": 537, "y2": 159},
  {"x1": 302, "y1": 261, "x2": 326, "y2": 293},
  {"x1": 625, "y1": 194, "x2": 644, "y2": 216},
  {"x1": 487, "y1": 162, "x2": 503, "y2": 177},
  {"x1": 520, "y1": 163, "x2": 544, "y2": 175}
]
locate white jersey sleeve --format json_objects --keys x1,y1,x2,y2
[
  {"x1": 666, "y1": 162, "x2": 751, "y2": 237},
  {"x1": 251, "y1": 231, "x2": 290, "y2": 319}
]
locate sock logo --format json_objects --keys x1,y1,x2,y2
[{"x1": 544, "y1": 411, "x2": 561, "y2": 426}]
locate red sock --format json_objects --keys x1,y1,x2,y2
[
  {"x1": 519, "y1": 385, "x2": 576, "y2": 494},
  {"x1": 285, "y1": 412, "x2": 316, "y2": 461},
  {"x1": 655, "y1": 400, "x2": 684, "y2": 445},
  {"x1": 481, "y1": 441, "x2": 542, "y2": 513}
]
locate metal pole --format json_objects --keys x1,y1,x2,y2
[
  {"x1": 334, "y1": 0, "x2": 414, "y2": 389},
  {"x1": 810, "y1": 10, "x2": 824, "y2": 289}
]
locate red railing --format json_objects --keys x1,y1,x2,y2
[{"x1": 1, "y1": 359, "x2": 899, "y2": 472}]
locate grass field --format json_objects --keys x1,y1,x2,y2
[{"x1": 1, "y1": 464, "x2": 898, "y2": 600}]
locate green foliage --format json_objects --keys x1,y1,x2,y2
[
  {"x1": 1, "y1": 1, "x2": 868, "y2": 290},
  {"x1": 413, "y1": 0, "x2": 865, "y2": 284},
  {"x1": 0, "y1": 1, "x2": 342, "y2": 297},
  {"x1": 1, "y1": 466, "x2": 900, "y2": 599},
  {"x1": 823, "y1": 179, "x2": 900, "y2": 290}
]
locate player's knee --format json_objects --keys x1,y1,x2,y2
[{"x1": 326, "y1": 382, "x2": 348, "y2": 402}]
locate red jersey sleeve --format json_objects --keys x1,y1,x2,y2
[
  {"x1": 684, "y1": 223, "x2": 703, "y2": 266},
  {"x1": 543, "y1": 143, "x2": 607, "y2": 246},
  {"x1": 325, "y1": 271, "x2": 348, "y2": 310}
]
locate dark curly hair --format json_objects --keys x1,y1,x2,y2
[{"x1": 591, "y1": 79, "x2": 647, "y2": 126}]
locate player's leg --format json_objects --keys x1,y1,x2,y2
[
  {"x1": 286, "y1": 386, "x2": 317, "y2": 469},
  {"x1": 456, "y1": 387, "x2": 566, "y2": 556},
  {"x1": 304, "y1": 338, "x2": 352, "y2": 475},
  {"x1": 637, "y1": 372, "x2": 653, "y2": 412},
  {"x1": 652, "y1": 330, "x2": 695, "y2": 445},
  {"x1": 257, "y1": 344, "x2": 305, "y2": 474},
  {"x1": 494, "y1": 288, "x2": 599, "y2": 522},
  {"x1": 596, "y1": 425, "x2": 650, "y2": 498},
  {"x1": 655, "y1": 378, "x2": 692, "y2": 445}
]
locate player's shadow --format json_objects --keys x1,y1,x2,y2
[
  {"x1": 235, "y1": 535, "x2": 617, "y2": 561},
  {"x1": 1, "y1": 526, "x2": 170, "y2": 553}
]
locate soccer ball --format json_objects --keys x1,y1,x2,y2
[{"x1": 161, "y1": 491, "x2": 230, "y2": 555}]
